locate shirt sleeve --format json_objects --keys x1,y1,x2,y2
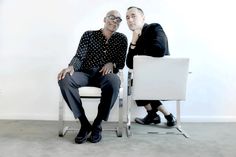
[
  {"x1": 126, "y1": 45, "x2": 137, "y2": 69},
  {"x1": 69, "y1": 31, "x2": 91, "y2": 71},
  {"x1": 113, "y1": 34, "x2": 128, "y2": 72},
  {"x1": 146, "y1": 24, "x2": 169, "y2": 57}
]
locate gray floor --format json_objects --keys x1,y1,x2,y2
[{"x1": 0, "y1": 120, "x2": 236, "y2": 157}]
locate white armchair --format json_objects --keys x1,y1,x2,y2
[
  {"x1": 59, "y1": 70, "x2": 124, "y2": 137},
  {"x1": 126, "y1": 56, "x2": 190, "y2": 138}
]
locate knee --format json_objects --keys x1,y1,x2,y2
[
  {"x1": 58, "y1": 74, "x2": 70, "y2": 88},
  {"x1": 105, "y1": 74, "x2": 120, "y2": 91}
]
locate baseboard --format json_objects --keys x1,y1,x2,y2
[
  {"x1": 180, "y1": 116, "x2": 236, "y2": 122},
  {"x1": 0, "y1": 113, "x2": 58, "y2": 121},
  {"x1": 0, "y1": 114, "x2": 236, "y2": 122}
]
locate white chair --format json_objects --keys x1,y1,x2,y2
[
  {"x1": 59, "y1": 70, "x2": 124, "y2": 137},
  {"x1": 126, "y1": 56, "x2": 190, "y2": 138}
]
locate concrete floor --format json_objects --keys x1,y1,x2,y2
[{"x1": 0, "y1": 120, "x2": 236, "y2": 157}]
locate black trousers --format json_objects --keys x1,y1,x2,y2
[
  {"x1": 58, "y1": 68, "x2": 120, "y2": 121},
  {"x1": 136, "y1": 100, "x2": 162, "y2": 112}
]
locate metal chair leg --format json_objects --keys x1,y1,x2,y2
[
  {"x1": 58, "y1": 93, "x2": 65, "y2": 137},
  {"x1": 116, "y1": 95, "x2": 123, "y2": 137},
  {"x1": 126, "y1": 73, "x2": 132, "y2": 137},
  {"x1": 176, "y1": 100, "x2": 189, "y2": 138}
]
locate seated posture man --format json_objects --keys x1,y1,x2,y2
[
  {"x1": 58, "y1": 10, "x2": 127, "y2": 144},
  {"x1": 125, "y1": 6, "x2": 176, "y2": 127}
]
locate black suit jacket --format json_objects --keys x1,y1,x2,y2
[{"x1": 126, "y1": 23, "x2": 169, "y2": 69}]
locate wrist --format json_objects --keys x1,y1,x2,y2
[
  {"x1": 130, "y1": 43, "x2": 136, "y2": 46},
  {"x1": 113, "y1": 63, "x2": 116, "y2": 69},
  {"x1": 68, "y1": 65, "x2": 74, "y2": 71}
]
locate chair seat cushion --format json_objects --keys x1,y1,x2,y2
[
  {"x1": 79, "y1": 87, "x2": 123, "y2": 98},
  {"x1": 79, "y1": 87, "x2": 101, "y2": 97}
]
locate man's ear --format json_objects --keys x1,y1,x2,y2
[{"x1": 103, "y1": 17, "x2": 106, "y2": 23}]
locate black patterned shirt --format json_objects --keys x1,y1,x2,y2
[{"x1": 69, "y1": 29, "x2": 128, "y2": 73}]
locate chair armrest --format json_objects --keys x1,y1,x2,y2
[
  {"x1": 128, "y1": 69, "x2": 133, "y2": 80},
  {"x1": 118, "y1": 70, "x2": 124, "y2": 85},
  {"x1": 117, "y1": 70, "x2": 124, "y2": 98}
]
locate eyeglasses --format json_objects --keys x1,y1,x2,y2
[{"x1": 107, "y1": 15, "x2": 122, "y2": 23}]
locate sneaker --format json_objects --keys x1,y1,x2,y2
[
  {"x1": 135, "y1": 113, "x2": 161, "y2": 125},
  {"x1": 165, "y1": 113, "x2": 177, "y2": 127}
]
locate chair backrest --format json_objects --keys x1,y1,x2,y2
[{"x1": 132, "y1": 56, "x2": 189, "y2": 101}]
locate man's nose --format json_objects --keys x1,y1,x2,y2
[
  {"x1": 114, "y1": 19, "x2": 119, "y2": 23},
  {"x1": 127, "y1": 18, "x2": 133, "y2": 23}
]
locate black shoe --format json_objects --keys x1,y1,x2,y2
[
  {"x1": 135, "y1": 113, "x2": 161, "y2": 125},
  {"x1": 165, "y1": 113, "x2": 177, "y2": 127},
  {"x1": 75, "y1": 125, "x2": 92, "y2": 144},
  {"x1": 88, "y1": 125, "x2": 102, "y2": 143}
]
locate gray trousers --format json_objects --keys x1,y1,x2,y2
[{"x1": 58, "y1": 68, "x2": 120, "y2": 121}]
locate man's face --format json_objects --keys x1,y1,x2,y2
[
  {"x1": 104, "y1": 11, "x2": 122, "y2": 32},
  {"x1": 126, "y1": 8, "x2": 145, "y2": 31}
]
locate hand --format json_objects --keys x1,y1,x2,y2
[
  {"x1": 99, "y1": 62, "x2": 113, "y2": 76},
  {"x1": 57, "y1": 66, "x2": 74, "y2": 80},
  {"x1": 131, "y1": 29, "x2": 142, "y2": 44}
]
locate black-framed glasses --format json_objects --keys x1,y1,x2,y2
[{"x1": 107, "y1": 15, "x2": 122, "y2": 23}]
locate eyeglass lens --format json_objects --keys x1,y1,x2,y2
[{"x1": 108, "y1": 15, "x2": 122, "y2": 23}]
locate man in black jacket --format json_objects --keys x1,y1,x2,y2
[{"x1": 126, "y1": 6, "x2": 176, "y2": 127}]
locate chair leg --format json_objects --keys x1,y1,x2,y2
[
  {"x1": 176, "y1": 100, "x2": 189, "y2": 138},
  {"x1": 126, "y1": 74, "x2": 132, "y2": 137},
  {"x1": 58, "y1": 93, "x2": 69, "y2": 137},
  {"x1": 116, "y1": 95, "x2": 123, "y2": 137},
  {"x1": 126, "y1": 96, "x2": 132, "y2": 137}
]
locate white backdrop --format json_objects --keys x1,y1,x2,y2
[{"x1": 1, "y1": 0, "x2": 236, "y2": 122}]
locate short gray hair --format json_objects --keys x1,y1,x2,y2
[{"x1": 127, "y1": 6, "x2": 144, "y2": 15}]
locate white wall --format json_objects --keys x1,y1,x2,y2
[{"x1": 1, "y1": 0, "x2": 236, "y2": 122}]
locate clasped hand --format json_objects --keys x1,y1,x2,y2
[{"x1": 131, "y1": 29, "x2": 142, "y2": 44}]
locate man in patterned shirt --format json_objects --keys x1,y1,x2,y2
[{"x1": 58, "y1": 10, "x2": 127, "y2": 144}]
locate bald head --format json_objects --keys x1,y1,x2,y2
[
  {"x1": 106, "y1": 10, "x2": 121, "y2": 18},
  {"x1": 103, "y1": 10, "x2": 122, "y2": 33}
]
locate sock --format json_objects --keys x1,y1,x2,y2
[
  {"x1": 150, "y1": 103, "x2": 159, "y2": 112},
  {"x1": 93, "y1": 114, "x2": 103, "y2": 127},
  {"x1": 165, "y1": 113, "x2": 173, "y2": 121},
  {"x1": 78, "y1": 114, "x2": 91, "y2": 128},
  {"x1": 147, "y1": 110, "x2": 157, "y2": 118}
]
